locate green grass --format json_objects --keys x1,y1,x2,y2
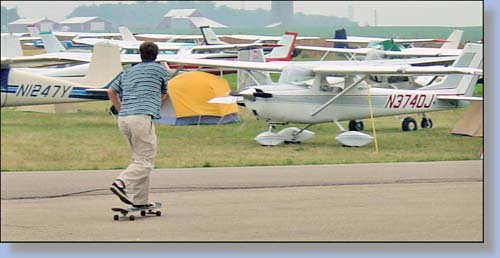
[{"x1": 1, "y1": 98, "x2": 482, "y2": 171}]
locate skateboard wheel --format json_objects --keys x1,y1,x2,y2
[
  {"x1": 113, "y1": 215, "x2": 119, "y2": 221},
  {"x1": 141, "y1": 210, "x2": 146, "y2": 216},
  {"x1": 156, "y1": 211, "x2": 161, "y2": 216},
  {"x1": 129, "y1": 215, "x2": 135, "y2": 221}
]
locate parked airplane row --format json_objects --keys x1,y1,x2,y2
[{"x1": 0, "y1": 26, "x2": 483, "y2": 147}]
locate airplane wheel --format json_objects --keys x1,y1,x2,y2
[
  {"x1": 129, "y1": 215, "x2": 135, "y2": 221},
  {"x1": 156, "y1": 211, "x2": 162, "y2": 216},
  {"x1": 113, "y1": 215, "x2": 119, "y2": 221},
  {"x1": 141, "y1": 210, "x2": 146, "y2": 217},
  {"x1": 349, "y1": 120, "x2": 364, "y2": 131},
  {"x1": 421, "y1": 118, "x2": 433, "y2": 129},
  {"x1": 402, "y1": 117, "x2": 417, "y2": 131}
]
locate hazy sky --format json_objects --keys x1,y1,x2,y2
[{"x1": 1, "y1": 1, "x2": 483, "y2": 27}]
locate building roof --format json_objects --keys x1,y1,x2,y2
[
  {"x1": 60, "y1": 17, "x2": 101, "y2": 24},
  {"x1": 9, "y1": 18, "x2": 54, "y2": 25},
  {"x1": 164, "y1": 9, "x2": 199, "y2": 18}
]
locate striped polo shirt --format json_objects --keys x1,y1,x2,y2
[{"x1": 110, "y1": 61, "x2": 169, "y2": 119}]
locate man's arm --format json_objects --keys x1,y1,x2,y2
[{"x1": 107, "y1": 88, "x2": 122, "y2": 112}]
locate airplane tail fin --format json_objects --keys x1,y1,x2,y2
[
  {"x1": 420, "y1": 43, "x2": 482, "y2": 97},
  {"x1": 333, "y1": 28, "x2": 348, "y2": 48},
  {"x1": 1, "y1": 34, "x2": 23, "y2": 57},
  {"x1": 200, "y1": 26, "x2": 227, "y2": 45},
  {"x1": 264, "y1": 32, "x2": 297, "y2": 61},
  {"x1": 79, "y1": 42, "x2": 123, "y2": 88},
  {"x1": 26, "y1": 26, "x2": 41, "y2": 37},
  {"x1": 237, "y1": 47, "x2": 273, "y2": 90},
  {"x1": 39, "y1": 31, "x2": 66, "y2": 53},
  {"x1": 441, "y1": 29, "x2": 463, "y2": 49},
  {"x1": 119, "y1": 26, "x2": 138, "y2": 42}
]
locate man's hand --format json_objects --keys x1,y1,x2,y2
[{"x1": 107, "y1": 88, "x2": 122, "y2": 112}]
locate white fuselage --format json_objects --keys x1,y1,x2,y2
[
  {"x1": 241, "y1": 84, "x2": 463, "y2": 124},
  {"x1": 1, "y1": 68, "x2": 107, "y2": 107}
]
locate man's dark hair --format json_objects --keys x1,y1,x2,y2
[{"x1": 139, "y1": 42, "x2": 159, "y2": 61}]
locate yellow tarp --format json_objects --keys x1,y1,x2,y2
[{"x1": 168, "y1": 71, "x2": 238, "y2": 118}]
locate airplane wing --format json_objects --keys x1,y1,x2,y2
[
  {"x1": 312, "y1": 65, "x2": 482, "y2": 76},
  {"x1": 296, "y1": 45, "x2": 373, "y2": 55},
  {"x1": 75, "y1": 36, "x2": 275, "y2": 53},
  {"x1": 120, "y1": 42, "x2": 280, "y2": 53},
  {"x1": 162, "y1": 57, "x2": 481, "y2": 76},
  {"x1": 1, "y1": 53, "x2": 88, "y2": 68},
  {"x1": 53, "y1": 31, "x2": 121, "y2": 38},
  {"x1": 227, "y1": 34, "x2": 319, "y2": 41},
  {"x1": 296, "y1": 45, "x2": 462, "y2": 58},
  {"x1": 162, "y1": 57, "x2": 286, "y2": 72},
  {"x1": 325, "y1": 36, "x2": 443, "y2": 44},
  {"x1": 72, "y1": 37, "x2": 191, "y2": 51},
  {"x1": 0, "y1": 49, "x2": 237, "y2": 69},
  {"x1": 133, "y1": 34, "x2": 175, "y2": 40},
  {"x1": 18, "y1": 36, "x2": 41, "y2": 42},
  {"x1": 384, "y1": 48, "x2": 462, "y2": 57}
]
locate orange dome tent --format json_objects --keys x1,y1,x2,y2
[{"x1": 155, "y1": 71, "x2": 240, "y2": 125}]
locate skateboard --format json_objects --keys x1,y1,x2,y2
[{"x1": 111, "y1": 202, "x2": 162, "y2": 221}]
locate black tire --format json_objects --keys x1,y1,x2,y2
[
  {"x1": 156, "y1": 211, "x2": 162, "y2": 216},
  {"x1": 113, "y1": 215, "x2": 119, "y2": 221},
  {"x1": 129, "y1": 215, "x2": 135, "y2": 221},
  {"x1": 402, "y1": 117, "x2": 417, "y2": 131},
  {"x1": 141, "y1": 210, "x2": 146, "y2": 217},
  {"x1": 421, "y1": 118, "x2": 433, "y2": 129},
  {"x1": 348, "y1": 120, "x2": 364, "y2": 131}
]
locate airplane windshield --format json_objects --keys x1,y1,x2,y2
[{"x1": 278, "y1": 65, "x2": 315, "y2": 87}]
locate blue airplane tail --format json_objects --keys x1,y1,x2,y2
[{"x1": 333, "y1": 28, "x2": 348, "y2": 48}]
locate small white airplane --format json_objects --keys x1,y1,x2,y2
[
  {"x1": 160, "y1": 43, "x2": 482, "y2": 146},
  {"x1": 0, "y1": 31, "x2": 238, "y2": 78},
  {"x1": 9, "y1": 31, "x2": 298, "y2": 77},
  {"x1": 199, "y1": 26, "x2": 318, "y2": 44},
  {"x1": 1, "y1": 42, "x2": 122, "y2": 107},
  {"x1": 73, "y1": 26, "x2": 283, "y2": 55},
  {"x1": 325, "y1": 28, "x2": 448, "y2": 46},
  {"x1": 24, "y1": 26, "x2": 93, "y2": 53},
  {"x1": 297, "y1": 30, "x2": 464, "y2": 59}
]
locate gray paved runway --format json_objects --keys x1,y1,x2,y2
[{"x1": 1, "y1": 160, "x2": 482, "y2": 241}]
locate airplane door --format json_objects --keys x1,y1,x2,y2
[{"x1": 1, "y1": 69, "x2": 9, "y2": 107}]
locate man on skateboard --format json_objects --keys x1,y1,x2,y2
[{"x1": 107, "y1": 41, "x2": 170, "y2": 208}]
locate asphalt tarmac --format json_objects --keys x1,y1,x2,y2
[{"x1": 1, "y1": 160, "x2": 482, "y2": 242}]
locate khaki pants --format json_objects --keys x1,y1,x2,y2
[{"x1": 116, "y1": 115, "x2": 157, "y2": 205}]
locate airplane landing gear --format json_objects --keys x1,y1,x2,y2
[
  {"x1": 421, "y1": 117, "x2": 433, "y2": 129},
  {"x1": 348, "y1": 120, "x2": 364, "y2": 131},
  {"x1": 254, "y1": 124, "x2": 315, "y2": 146},
  {"x1": 402, "y1": 117, "x2": 417, "y2": 131},
  {"x1": 278, "y1": 125, "x2": 315, "y2": 144}
]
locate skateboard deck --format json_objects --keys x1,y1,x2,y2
[{"x1": 111, "y1": 202, "x2": 162, "y2": 221}]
